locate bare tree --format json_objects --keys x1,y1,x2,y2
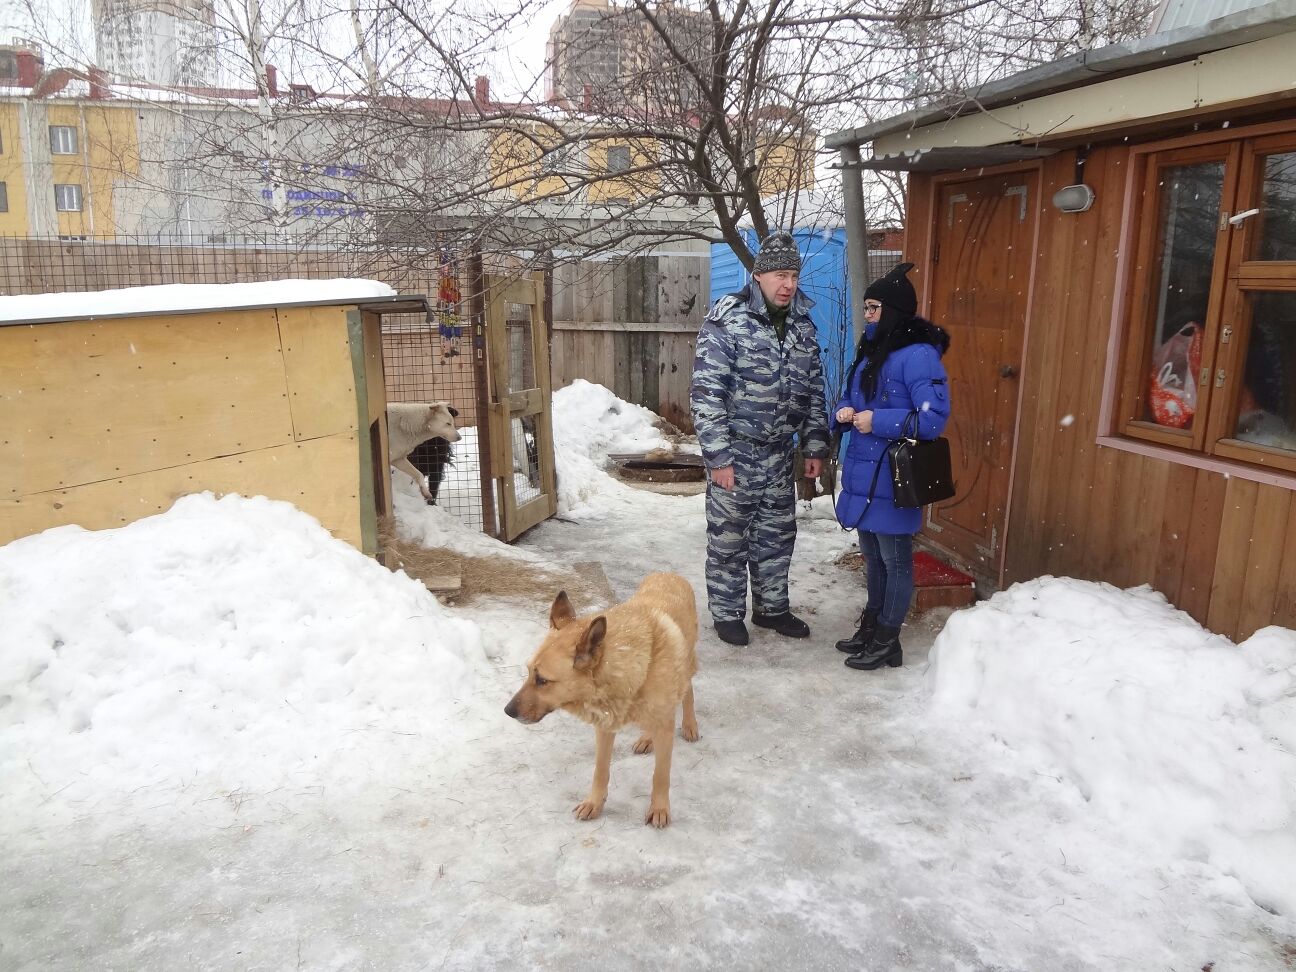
[{"x1": 6, "y1": 0, "x2": 1156, "y2": 261}]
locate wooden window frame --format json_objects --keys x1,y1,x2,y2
[
  {"x1": 1210, "y1": 131, "x2": 1296, "y2": 474},
  {"x1": 53, "y1": 183, "x2": 82, "y2": 212},
  {"x1": 605, "y1": 145, "x2": 631, "y2": 174},
  {"x1": 1108, "y1": 119, "x2": 1296, "y2": 478},
  {"x1": 48, "y1": 125, "x2": 79, "y2": 155}
]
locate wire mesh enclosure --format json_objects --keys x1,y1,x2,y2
[
  {"x1": 506, "y1": 302, "x2": 544, "y2": 509},
  {"x1": 0, "y1": 233, "x2": 496, "y2": 534},
  {"x1": 381, "y1": 249, "x2": 488, "y2": 532}
]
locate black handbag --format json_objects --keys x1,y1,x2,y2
[{"x1": 886, "y1": 411, "x2": 956, "y2": 509}]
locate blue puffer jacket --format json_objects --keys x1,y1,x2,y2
[
  {"x1": 690, "y1": 280, "x2": 830, "y2": 469},
  {"x1": 834, "y1": 317, "x2": 951, "y2": 535}
]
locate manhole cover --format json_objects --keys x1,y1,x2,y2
[{"x1": 617, "y1": 459, "x2": 707, "y2": 483}]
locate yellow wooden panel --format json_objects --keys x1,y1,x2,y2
[
  {"x1": 0, "y1": 434, "x2": 363, "y2": 549},
  {"x1": 278, "y1": 305, "x2": 359, "y2": 441},
  {"x1": 1, "y1": 310, "x2": 294, "y2": 497}
]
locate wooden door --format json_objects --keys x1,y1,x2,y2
[
  {"x1": 926, "y1": 172, "x2": 1036, "y2": 574},
  {"x1": 484, "y1": 273, "x2": 558, "y2": 541}
]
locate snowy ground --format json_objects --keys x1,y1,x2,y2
[{"x1": 3, "y1": 382, "x2": 1295, "y2": 971}]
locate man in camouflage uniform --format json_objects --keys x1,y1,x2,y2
[{"x1": 690, "y1": 231, "x2": 830, "y2": 646}]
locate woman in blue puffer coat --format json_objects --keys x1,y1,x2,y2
[{"x1": 832, "y1": 262, "x2": 951, "y2": 671}]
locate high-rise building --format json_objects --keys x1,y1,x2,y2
[
  {"x1": 92, "y1": 0, "x2": 216, "y2": 87},
  {"x1": 545, "y1": 0, "x2": 710, "y2": 113},
  {"x1": 545, "y1": 0, "x2": 627, "y2": 104}
]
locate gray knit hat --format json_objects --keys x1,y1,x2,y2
[{"x1": 752, "y1": 231, "x2": 801, "y2": 275}]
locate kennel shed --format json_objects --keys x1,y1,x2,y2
[{"x1": 0, "y1": 280, "x2": 425, "y2": 554}]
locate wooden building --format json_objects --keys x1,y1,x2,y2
[
  {"x1": 0, "y1": 282, "x2": 427, "y2": 554},
  {"x1": 826, "y1": 1, "x2": 1296, "y2": 640}
]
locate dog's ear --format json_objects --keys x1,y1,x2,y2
[
  {"x1": 549, "y1": 590, "x2": 575, "y2": 629},
  {"x1": 447, "y1": 406, "x2": 459, "y2": 418},
  {"x1": 573, "y1": 616, "x2": 606, "y2": 671}
]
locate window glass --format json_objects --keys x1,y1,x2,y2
[
  {"x1": 541, "y1": 146, "x2": 568, "y2": 175},
  {"x1": 1236, "y1": 291, "x2": 1296, "y2": 452},
  {"x1": 54, "y1": 184, "x2": 82, "y2": 211},
  {"x1": 607, "y1": 145, "x2": 630, "y2": 173},
  {"x1": 1143, "y1": 161, "x2": 1224, "y2": 429},
  {"x1": 1255, "y1": 151, "x2": 1296, "y2": 262},
  {"x1": 49, "y1": 125, "x2": 79, "y2": 154},
  {"x1": 0, "y1": 181, "x2": 7, "y2": 213}
]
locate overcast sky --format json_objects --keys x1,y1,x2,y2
[{"x1": 0, "y1": 0, "x2": 566, "y2": 100}]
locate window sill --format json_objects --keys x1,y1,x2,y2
[{"x1": 1096, "y1": 435, "x2": 1296, "y2": 491}]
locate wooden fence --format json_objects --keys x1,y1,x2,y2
[{"x1": 548, "y1": 251, "x2": 709, "y2": 432}]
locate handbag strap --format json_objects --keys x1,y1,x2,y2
[
  {"x1": 831, "y1": 429, "x2": 888, "y2": 532},
  {"x1": 901, "y1": 409, "x2": 920, "y2": 442}
]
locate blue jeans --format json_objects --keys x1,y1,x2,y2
[{"x1": 858, "y1": 531, "x2": 914, "y2": 628}]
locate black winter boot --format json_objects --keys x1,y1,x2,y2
[
  {"x1": 714, "y1": 619, "x2": 750, "y2": 646},
  {"x1": 751, "y1": 611, "x2": 810, "y2": 638},
  {"x1": 845, "y1": 624, "x2": 903, "y2": 670},
  {"x1": 835, "y1": 608, "x2": 880, "y2": 653}
]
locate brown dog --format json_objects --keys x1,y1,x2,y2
[{"x1": 504, "y1": 573, "x2": 700, "y2": 828}]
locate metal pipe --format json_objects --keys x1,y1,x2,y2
[{"x1": 839, "y1": 143, "x2": 869, "y2": 344}]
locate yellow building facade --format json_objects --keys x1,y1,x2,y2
[
  {"x1": 489, "y1": 122, "x2": 814, "y2": 204},
  {"x1": 0, "y1": 103, "x2": 28, "y2": 236},
  {"x1": 0, "y1": 96, "x2": 139, "y2": 238}
]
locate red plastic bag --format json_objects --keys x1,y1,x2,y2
[{"x1": 1148, "y1": 322, "x2": 1202, "y2": 428}]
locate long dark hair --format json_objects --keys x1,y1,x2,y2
[{"x1": 845, "y1": 305, "x2": 909, "y2": 401}]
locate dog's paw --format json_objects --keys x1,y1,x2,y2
[
  {"x1": 680, "y1": 721, "x2": 700, "y2": 743},
  {"x1": 631, "y1": 734, "x2": 654, "y2": 755},
  {"x1": 644, "y1": 804, "x2": 671, "y2": 828},
  {"x1": 573, "y1": 799, "x2": 605, "y2": 821}
]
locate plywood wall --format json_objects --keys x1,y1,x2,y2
[
  {"x1": 0, "y1": 239, "x2": 474, "y2": 423},
  {"x1": 0, "y1": 305, "x2": 371, "y2": 550},
  {"x1": 909, "y1": 146, "x2": 1296, "y2": 641}
]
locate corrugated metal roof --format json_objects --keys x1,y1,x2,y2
[
  {"x1": 825, "y1": 0, "x2": 1296, "y2": 150},
  {"x1": 1152, "y1": 0, "x2": 1274, "y2": 32}
]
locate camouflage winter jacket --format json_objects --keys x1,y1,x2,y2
[{"x1": 690, "y1": 280, "x2": 831, "y2": 470}]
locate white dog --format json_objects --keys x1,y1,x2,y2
[{"x1": 387, "y1": 402, "x2": 461, "y2": 503}]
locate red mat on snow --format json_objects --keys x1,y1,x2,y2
[{"x1": 913, "y1": 551, "x2": 975, "y2": 588}]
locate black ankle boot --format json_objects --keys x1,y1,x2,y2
[
  {"x1": 845, "y1": 624, "x2": 903, "y2": 670},
  {"x1": 835, "y1": 608, "x2": 879, "y2": 653}
]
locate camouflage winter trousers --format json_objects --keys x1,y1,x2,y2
[{"x1": 704, "y1": 440, "x2": 797, "y2": 622}]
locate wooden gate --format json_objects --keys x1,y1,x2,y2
[
  {"x1": 484, "y1": 273, "x2": 558, "y2": 541},
  {"x1": 926, "y1": 171, "x2": 1037, "y2": 574}
]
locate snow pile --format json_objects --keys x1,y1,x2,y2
[
  {"x1": 927, "y1": 576, "x2": 1296, "y2": 916},
  {"x1": 0, "y1": 278, "x2": 396, "y2": 322},
  {"x1": 390, "y1": 460, "x2": 527, "y2": 559},
  {"x1": 549, "y1": 379, "x2": 675, "y2": 515},
  {"x1": 0, "y1": 493, "x2": 481, "y2": 828},
  {"x1": 386, "y1": 427, "x2": 536, "y2": 559}
]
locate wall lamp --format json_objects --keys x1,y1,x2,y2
[
  {"x1": 1052, "y1": 144, "x2": 1094, "y2": 213},
  {"x1": 1052, "y1": 183, "x2": 1096, "y2": 213}
]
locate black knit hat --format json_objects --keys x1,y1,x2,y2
[
  {"x1": 864, "y1": 261, "x2": 917, "y2": 316},
  {"x1": 752, "y1": 231, "x2": 802, "y2": 275}
]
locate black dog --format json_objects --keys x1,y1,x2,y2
[{"x1": 408, "y1": 406, "x2": 458, "y2": 506}]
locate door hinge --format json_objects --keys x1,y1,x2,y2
[
  {"x1": 1215, "y1": 369, "x2": 1227, "y2": 388},
  {"x1": 1221, "y1": 325, "x2": 1232, "y2": 344}
]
